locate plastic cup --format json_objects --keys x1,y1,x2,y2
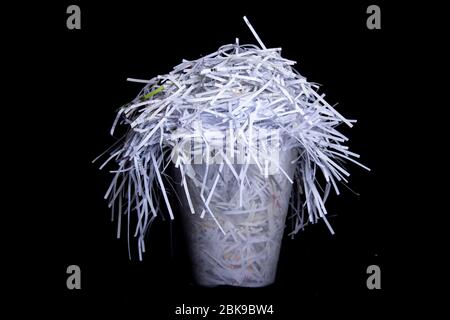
[{"x1": 174, "y1": 148, "x2": 297, "y2": 287}]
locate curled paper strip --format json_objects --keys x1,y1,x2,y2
[{"x1": 96, "y1": 17, "x2": 369, "y2": 277}]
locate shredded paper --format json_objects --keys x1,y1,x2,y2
[{"x1": 96, "y1": 16, "x2": 369, "y2": 286}]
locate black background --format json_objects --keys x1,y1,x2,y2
[{"x1": 12, "y1": 0, "x2": 427, "y2": 316}]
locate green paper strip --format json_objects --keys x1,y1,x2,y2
[{"x1": 142, "y1": 85, "x2": 165, "y2": 100}]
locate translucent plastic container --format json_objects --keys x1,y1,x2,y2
[{"x1": 174, "y1": 148, "x2": 297, "y2": 287}]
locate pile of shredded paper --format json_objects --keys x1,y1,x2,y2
[{"x1": 96, "y1": 16, "x2": 368, "y2": 285}]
